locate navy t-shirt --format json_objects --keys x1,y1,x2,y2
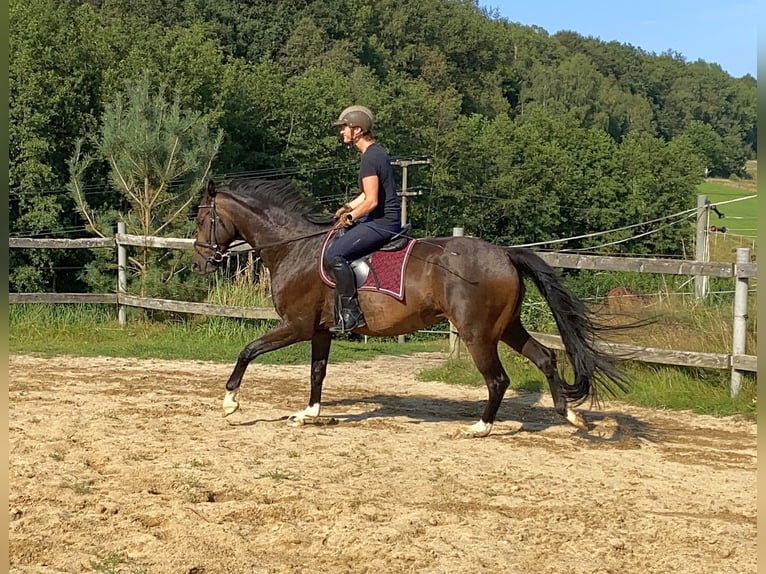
[{"x1": 358, "y1": 142, "x2": 401, "y2": 227}]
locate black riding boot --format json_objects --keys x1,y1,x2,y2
[{"x1": 329, "y1": 257, "x2": 366, "y2": 333}]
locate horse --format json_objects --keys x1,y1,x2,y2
[{"x1": 191, "y1": 178, "x2": 629, "y2": 437}]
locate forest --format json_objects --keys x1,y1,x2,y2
[{"x1": 9, "y1": 0, "x2": 757, "y2": 294}]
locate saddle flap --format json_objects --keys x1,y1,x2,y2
[{"x1": 319, "y1": 228, "x2": 416, "y2": 301}]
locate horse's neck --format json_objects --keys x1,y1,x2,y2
[
  {"x1": 225, "y1": 205, "x2": 296, "y2": 248},
  {"x1": 220, "y1": 196, "x2": 326, "y2": 275},
  {"x1": 260, "y1": 235, "x2": 323, "y2": 277},
  {"x1": 233, "y1": 213, "x2": 323, "y2": 273}
]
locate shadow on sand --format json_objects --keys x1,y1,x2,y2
[{"x1": 230, "y1": 389, "x2": 658, "y2": 444}]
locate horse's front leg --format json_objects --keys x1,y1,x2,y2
[
  {"x1": 222, "y1": 322, "x2": 306, "y2": 416},
  {"x1": 287, "y1": 331, "x2": 332, "y2": 426}
]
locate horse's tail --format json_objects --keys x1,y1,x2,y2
[{"x1": 507, "y1": 247, "x2": 629, "y2": 405}]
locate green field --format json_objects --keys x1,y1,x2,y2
[
  {"x1": 697, "y1": 159, "x2": 757, "y2": 240},
  {"x1": 697, "y1": 181, "x2": 757, "y2": 238}
]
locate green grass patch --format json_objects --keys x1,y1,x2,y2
[
  {"x1": 89, "y1": 551, "x2": 147, "y2": 574},
  {"x1": 615, "y1": 363, "x2": 756, "y2": 417},
  {"x1": 9, "y1": 304, "x2": 444, "y2": 364}
]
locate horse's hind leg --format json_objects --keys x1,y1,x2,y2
[
  {"x1": 501, "y1": 320, "x2": 588, "y2": 430},
  {"x1": 459, "y1": 338, "x2": 510, "y2": 438}
]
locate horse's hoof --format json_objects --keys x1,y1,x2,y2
[
  {"x1": 286, "y1": 404, "x2": 320, "y2": 427},
  {"x1": 566, "y1": 408, "x2": 588, "y2": 430},
  {"x1": 456, "y1": 420, "x2": 493, "y2": 438},
  {"x1": 222, "y1": 390, "x2": 240, "y2": 417}
]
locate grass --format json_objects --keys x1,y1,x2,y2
[
  {"x1": 61, "y1": 479, "x2": 94, "y2": 495},
  {"x1": 258, "y1": 469, "x2": 295, "y2": 482},
  {"x1": 9, "y1": 304, "x2": 443, "y2": 364},
  {"x1": 697, "y1": 159, "x2": 758, "y2": 241},
  {"x1": 698, "y1": 180, "x2": 757, "y2": 237},
  {"x1": 417, "y1": 347, "x2": 756, "y2": 418},
  {"x1": 90, "y1": 552, "x2": 148, "y2": 574}
]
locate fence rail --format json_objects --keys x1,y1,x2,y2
[
  {"x1": 9, "y1": 232, "x2": 757, "y2": 392},
  {"x1": 10, "y1": 235, "x2": 757, "y2": 277}
]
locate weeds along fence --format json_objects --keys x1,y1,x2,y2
[{"x1": 9, "y1": 224, "x2": 757, "y2": 396}]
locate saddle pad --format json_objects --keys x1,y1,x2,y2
[{"x1": 319, "y1": 230, "x2": 416, "y2": 301}]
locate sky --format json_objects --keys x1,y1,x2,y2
[{"x1": 479, "y1": 0, "x2": 757, "y2": 78}]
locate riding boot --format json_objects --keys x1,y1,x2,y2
[{"x1": 329, "y1": 257, "x2": 366, "y2": 333}]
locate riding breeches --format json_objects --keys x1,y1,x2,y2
[{"x1": 323, "y1": 221, "x2": 401, "y2": 267}]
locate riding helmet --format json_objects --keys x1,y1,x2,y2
[{"x1": 333, "y1": 105, "x2": 374, "y2": 133}]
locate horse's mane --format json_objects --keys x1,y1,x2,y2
[{"x1": 221, "y1": 178, "x2": 331, "y2": 223}]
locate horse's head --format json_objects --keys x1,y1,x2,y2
[{"x1": 191, "y1": 180, "x2": 237, "y2": 274}]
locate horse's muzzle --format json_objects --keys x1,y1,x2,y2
[{"x1": 191, "y1": 255, "x2": 220, "y2": 275}]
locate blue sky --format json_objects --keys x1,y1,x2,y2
[{"x1": 479, "y1": 0, "x2": 757, "y2": 78}]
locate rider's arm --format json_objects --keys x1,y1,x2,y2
[{"x1": 348, "y1": 176, "x2": 379, "y2": 220}]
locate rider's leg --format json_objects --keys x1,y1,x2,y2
[
  {"x1": 323, "y1": 222, "x2": 398, "y2": 333},
  {"x1": 329, "y1": 256, "x2": 366, "y2": 333}
]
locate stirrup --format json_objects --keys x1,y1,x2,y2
[{"x1": 329, "y1": 310, "x2": 366, "y2": 333}]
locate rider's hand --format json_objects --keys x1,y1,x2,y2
[
  {"x1": 340, "y1": 212, "x2": 355, "y2": 228},
  {"x1": 334, "y1": 204, "x2": 351, "y2": 219}
]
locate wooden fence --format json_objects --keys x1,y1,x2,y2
[{"x1": 9, "y1": 226, "x2": 757, "y2": 396}]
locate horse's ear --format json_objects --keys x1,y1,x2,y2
[{"x1": 207, "y1": 180, "x2": 217, "y2": 197}]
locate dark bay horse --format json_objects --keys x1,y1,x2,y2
[{"x1": 191, "y1": 178, "x2": 628, "y2": 437}]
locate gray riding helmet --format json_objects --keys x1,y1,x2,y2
[{"x1": 333, "y1": 105, "x2": 374, "y2": 133}]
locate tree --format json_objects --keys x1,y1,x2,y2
[
  {"x1": 69, "y1": 72, "x2": 224, "y2": 297},
  {"x1": 681, "y1": 120, "x2": 723, "y2": 176},
  {"x1": 9, "y1": 0, "x2": 104, "y2": 291}
]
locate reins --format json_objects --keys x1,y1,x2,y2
[
  {"x1": 247, "y1": 228, "x2": 335, "y2": 252},
  {"x1": 194, "y1": 188, "x2": 460, "y2": 272},
  {"x1": 193, "y1": 194, "x2": 341, "y2": 266}
]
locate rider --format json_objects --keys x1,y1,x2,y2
[{"x1": 324, "y1": 105, "x2": 402, "y2": 333}]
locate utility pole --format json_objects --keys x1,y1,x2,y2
[
  {"x1": 391, "y1": 156, "x2": 431, "y2": 230},
  {"x1": 391, "y1": 156, "x2": 431, "y2": 343}
]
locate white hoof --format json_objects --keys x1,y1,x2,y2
[
  {"x1": 286, "y1": 404, "x2": 321, "y2": 427},
  {"x1": 457, "y1": 420, "x2": 493, "y2": 438},
  {"x1": 566, "y1": 407, "x2": 588, "y2": 430},
  {"x1": 222, "y1": 390, "x2": 240, "y2": 417}
]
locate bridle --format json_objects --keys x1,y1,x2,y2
[
  {"x1": 193, "y1": 190, "x2": 338, "y2": 268},
  {"x1": 193, "y1": 194, "x2": 240, "y2": 267}
]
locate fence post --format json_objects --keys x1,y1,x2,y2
[
  {"x1": 448, "y1": 227, "x2": 464, "y2": 360},
  {"x1": 117, "y1": 222, "x2": 127, "y2": 326},
  {"x1": 694, "y1": 194, "x2": 709, "y2": 299},
  {"x1": 730, "y1": 247, "x2": 750, "y2": 397}
]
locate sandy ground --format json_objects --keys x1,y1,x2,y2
[{"x1": 8, "y1": 353, "x2": 756, "y2": 574}]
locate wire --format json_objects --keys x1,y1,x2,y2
[
  {"x1": 567, "y1": 213, "x2": 697, "y2": 251},
  {"x1": 709, "y1": 194, "x2": 757, "y2": 206},
  {"x1": 507, "y1": 194, "x2": 758, "y2": 251},
  {"x1": 510, "y1": 206, "x2": 698, "y2": 249}
]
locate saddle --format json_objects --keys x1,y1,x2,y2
[
  {"x1": 377, "y1": 223, "x2": 412, "y2": 252},
  {"x1": 319, "y1": 224, "x2": 416, "y2": 301}
]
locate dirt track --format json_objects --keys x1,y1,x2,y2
[{"x1": 9, "y1": 353, "x2": 757, "y2": 573}]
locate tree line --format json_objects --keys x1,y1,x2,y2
[{"x1": 10, "y1": 0, "x2": 757, "y2": 295}]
